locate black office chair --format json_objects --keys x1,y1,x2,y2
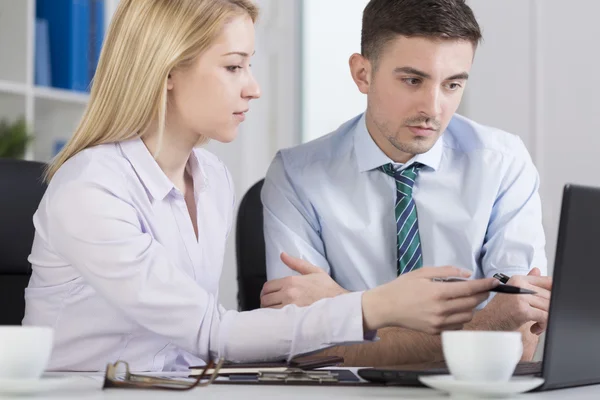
[
  {"x1": 235, "y1": 179, "x2": 267, "y2": 311},
  {"x1": 0, "y1": 159, "x2": 47, "y2": 325}
]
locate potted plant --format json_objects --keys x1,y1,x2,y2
[{"x1": 0, "y1": 117, "x2": 33, "y2": 159}]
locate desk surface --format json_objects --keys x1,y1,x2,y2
[{"x1": 18, "y1": 370, "x2": 600, "y2": 399}]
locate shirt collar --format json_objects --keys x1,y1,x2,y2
[
  {"x1": 119, "y1": 137, "x2": 174, "y2": 201},
  {"x1": 353, "y1": 112, "x2": 444, "y2": 172},
  {"x1": 119, "y1": 138, "x2": 210, "y2": 202},
  {"x1": 119, "y1": 138, "x2": 212, "y2": 202}
]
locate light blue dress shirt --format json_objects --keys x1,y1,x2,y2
[
  {"x1": 262, "y1": 113, "x2": 547, "y2": 294},
  {"x1": 23, "y1": 138, "x2": 370, "y2": 372}
]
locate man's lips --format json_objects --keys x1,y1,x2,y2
[{"x1": 407, "y1": 125, "x2": 437, "y2": 136}]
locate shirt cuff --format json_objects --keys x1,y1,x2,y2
[{"x1": 327, "y1": 291, "x2": 377, "y2": 344}]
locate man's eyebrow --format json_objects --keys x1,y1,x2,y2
[
  {"x1": 446, "y1": 72, "x2": 469, "y2": 80},
  {"x1": 393, "y1": 67, "x2": 470, "y2": 81},
  {"x1": 393, "y1": 66, "x2": 431, "y2": 79},
  {"x1": 221, "y1": 51, "x2": 256, "y2": 57}
]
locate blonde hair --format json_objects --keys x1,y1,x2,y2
[{"x1": 45, "y1": 0, "x2": 259, "y2": 181}]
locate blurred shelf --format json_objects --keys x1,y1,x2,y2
[
  {"x1": 34, "y1": 85, "x2": 89, "y2": 105},
  {"x1": 0, "y1": 80, "x2": 89, "y2": 105},
  {"x1": 0, "y1": 79, "x2": 28, "y2": 96},
  {"x1": 0, "y1": 0, "x2": 115, "y2": 162}
]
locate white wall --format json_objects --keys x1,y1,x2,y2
[
  {"x1": 460, "y1": 0, "x2": 536, "y2": 147},
  {"x1": 465, "y1": 0, "x2": 600, "y2": 274},
  {"x1": 302, "y1": 0, "x2": 369, "y2": 142}
]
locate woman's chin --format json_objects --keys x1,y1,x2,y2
[{"x1": 212, "y1": 130, "x2": 238, "y2": 144}]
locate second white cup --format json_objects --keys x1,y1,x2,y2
[{"x1": 442, "y1": 331, "x2": 523, "y2": 382}]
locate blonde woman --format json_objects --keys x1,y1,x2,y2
[{"x1": 23, "y1": 0, "x2": 498, "y2": 372}]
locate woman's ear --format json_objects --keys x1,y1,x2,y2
[{"x1": 167, "y1": 72, "x2": 174, "y2": 91}]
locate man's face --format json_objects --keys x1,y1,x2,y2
[{"x1": 352, "y1": 36, "x2": 474, "y2": 162}]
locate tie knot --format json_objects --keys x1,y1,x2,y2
[{"x1": 379, "y1": 163, "x2": 422, "y2": 193}]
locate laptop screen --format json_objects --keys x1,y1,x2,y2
[{"x1": 541, "y1": 184, "x2": 600, "y2": 390}]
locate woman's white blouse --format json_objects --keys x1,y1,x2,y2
[{"x1": 22, "y1": 138, "x2": 368, "y2": 371}]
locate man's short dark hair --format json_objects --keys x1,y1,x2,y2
[{"x1": 361, "y1": 0, "x2": 482, "y2": 64}]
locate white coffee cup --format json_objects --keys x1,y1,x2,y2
[
  {"x1": 0, "y1": 326, "x2": 54, "y2": 380},
  {"x1": 442, "y1": 331, "x2": 522, "y2": 382}
]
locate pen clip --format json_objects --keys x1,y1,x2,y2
[{"x1": 493, "y1": 273, "x2": 510, "y2": 284}]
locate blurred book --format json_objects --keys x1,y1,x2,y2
[
  {"x1": 37, "y1": 0, "x2": 92, "y2": 92},
  {"x1": 35, "y1": 18, "x2": 52, "y2": 87}
]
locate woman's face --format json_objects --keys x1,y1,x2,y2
[{"x1": 167, "y1": 15, "x2": 260, "y2": 143}]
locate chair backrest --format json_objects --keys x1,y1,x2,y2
[
  {"x1": 0, "y1": 159, "x2": 47, "y2": 325},
  {"x1": 235, "y1": 179, "x2": 266, "y2": 311}
]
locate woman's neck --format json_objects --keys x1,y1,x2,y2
[{"x1": 141, "y1": 123, "x2": 198, "y2": 192}]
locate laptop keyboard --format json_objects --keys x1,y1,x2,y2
[{"x1": 361, "y1": 360, "x2": 543, "y2": 385}]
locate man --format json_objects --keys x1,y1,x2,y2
[{"x1": 260, "y1": 0, "x2": 552, "y2": 366}]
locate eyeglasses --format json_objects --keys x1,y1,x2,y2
[{"x1": 103, "y1": 358, "x2": 225, "y2": 391}]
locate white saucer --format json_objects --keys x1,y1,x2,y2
[
  {"x1": 0, "y1": 377, "x2": 84, "y2": 395},
  {"x1": 419, "y1": 375, "x2": 545, "y2": 398}
]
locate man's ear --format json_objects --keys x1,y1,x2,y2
[{"x1": 349, "y1": 53, "x2": 372, "y2": 95}]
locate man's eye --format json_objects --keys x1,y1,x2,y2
[
  {"x1": 226, "y1": 66, "x2": 242, "y2": 72},
  {"x1": 402, "y1": 78, "x2": 421, "y2": 86},
  {"x1": 447, "y1": 82, "x2": 462, "y2": 90}
]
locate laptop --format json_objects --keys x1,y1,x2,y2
[{"x1": 358, "y1": 183, "x2": 600, "y2": 391}]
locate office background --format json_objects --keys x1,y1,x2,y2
[{"x1": 0, "y1": 0, "x2": 597, "y2": 311}]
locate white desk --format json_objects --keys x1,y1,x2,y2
[{"x1": 18, "y1": 371, "x2": 600, "y2": 400}]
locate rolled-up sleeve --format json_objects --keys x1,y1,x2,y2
[
  {"x1": 262, "y1": 152, "x2": 332, "y2": 280},
  {"x1": 481, "y1": 137, "x2": 547, "y2": 278}
]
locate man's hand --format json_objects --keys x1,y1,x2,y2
[
  {"x1": 260, "y1": 253, "x2": 349, "y2": 308},
  {"x1": 362, "y1": 266, "x2": 499, "y2": 335},
  {"x1": 479, "y1": 268, "x2": 552, "y2": 334}
]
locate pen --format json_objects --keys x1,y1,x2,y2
[{"x1": 432, "y1": 276, "x2": 536, "y2": 295}]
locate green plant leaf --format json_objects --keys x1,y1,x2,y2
[{"x1": 0, "y1": 116, "x2": 34, "y2": 159}]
